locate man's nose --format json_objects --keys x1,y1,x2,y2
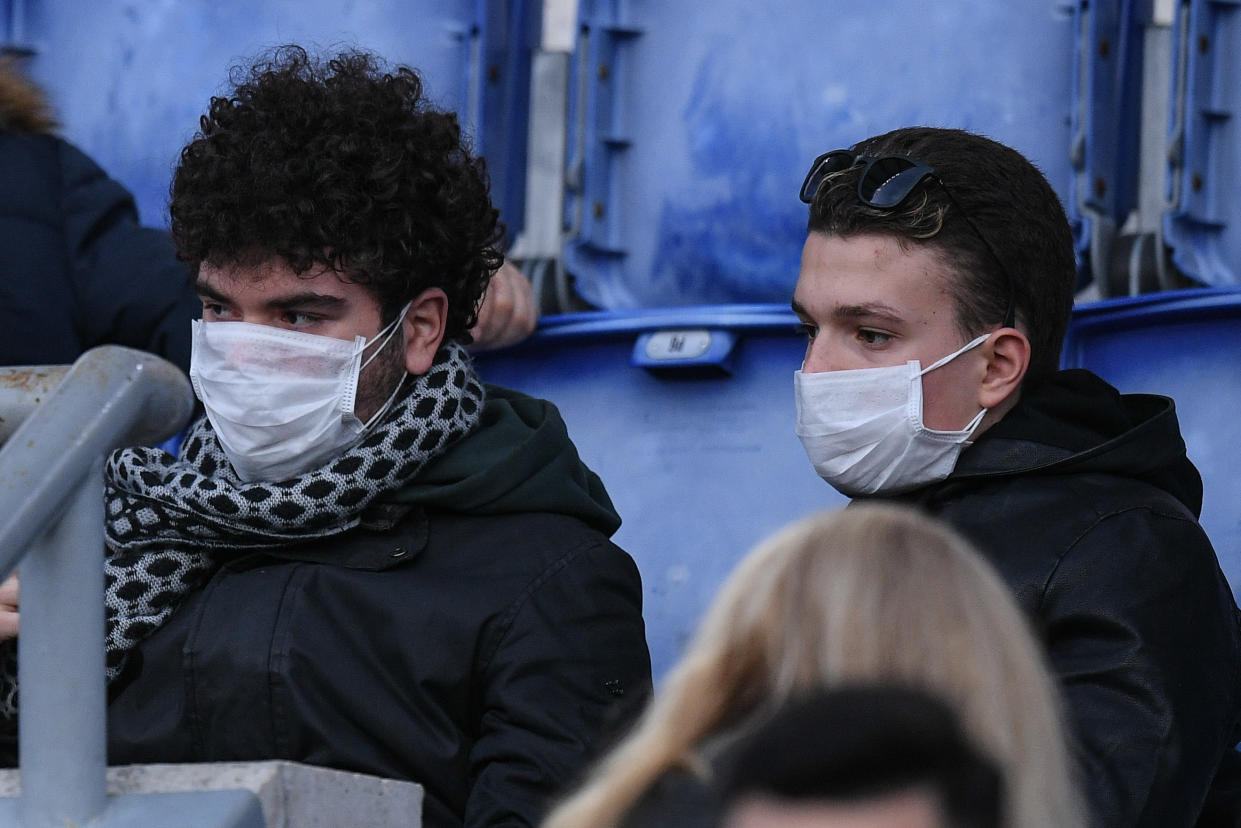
[{"x1": 801, "y1": 338, "x2": 838, "y2": 374}]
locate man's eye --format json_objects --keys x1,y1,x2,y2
[
  {"x1": 282, "y1": 312, "x2": 319, "y2": 327},
  {"x1": 795, "y1": 323, "x2": 818, "y2": 341},
  {"x1": 202, "y1": 302, "x2": 228, "y2": 318},
  {"x1": 858, "y1": 329, "x2": 892, "y2": 346}
]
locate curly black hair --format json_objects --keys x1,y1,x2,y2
[{"x1": 170, "y1": 45, "x2": 505, "y2": 341}]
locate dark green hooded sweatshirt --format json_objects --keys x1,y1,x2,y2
[{"x1": 391, "y1": 384, "x2": 621, "y2": 535}]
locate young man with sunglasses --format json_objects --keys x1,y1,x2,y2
[
  {"x1": 793, "y1": 126, "x2": 1241, "y2": 827},
  {"x1": 0, "y1": 46, "x2": 651, "y2": 827}
]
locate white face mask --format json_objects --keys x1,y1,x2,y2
[
  {"x1": 188, "y1": 306, "x2": 409, "y2": 482},
  {"x1": 794, "y1": 333, "x2": 990, "y2": 497}
]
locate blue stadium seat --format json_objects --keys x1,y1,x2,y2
[
  {"x1": 1062, "y1": 287, "x2": 1241, "y2": 596},
  {"x1": 473, "y1": 305, "x2": 845, "y2": 677},
  {"x1": 564, "y1": 0, "x2": 1076, "y2": 309},
  {"x1": 27, "y1": 0, "x2": 536, "y2": 239}
]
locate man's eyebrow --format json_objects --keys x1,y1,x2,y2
[
  {"x1": 831, "y1": 303, "x2": 905, "y2": 324},
  {"x1": 264, "y1": 292, "x2": 348, "y2": 312},
  {"x1": 193, "y1": 281, "x2": 348, "y2": 312},
  {"x1": 194, "y1": 280, "x2": 230, "y2": 303},
  {"x1": 789, "y1": 298, "x2": 906, "y2": 325}
]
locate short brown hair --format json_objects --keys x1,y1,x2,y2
[{"x1": 806, "y1": 127, "x2": 1076, "y2": 382}]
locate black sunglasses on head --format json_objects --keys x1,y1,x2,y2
[{"x1": 799, "y1": 149, "x2": 1016, "y2": 329}]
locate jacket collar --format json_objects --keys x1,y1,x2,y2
[{"x1": 933, "y1": 370, "x2": 1203, "y2": 516}]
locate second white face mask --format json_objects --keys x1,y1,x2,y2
[
  {"x1": 189, "y1": 307, "x2": 407, "y2": 482},
  {"x1": 794, "y1": 334, "x2": 990, "y2": 497}
]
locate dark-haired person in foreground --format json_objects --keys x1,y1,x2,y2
[
  {"x1": 27, "y1": 46, "x2": 652, "y2": 827},
  {"x1": 791, "y1": 127, "x2": 1241, "y2": 826},
  {"x1": 718, "y1": 686, "x2": 1003, "y2": 828}
]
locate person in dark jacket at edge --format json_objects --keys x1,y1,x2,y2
[
  {"x1": 790, "y1": 127, "x2": 1241, "y2": 827},
  {"x1": 0, "y1": 46, "x2": 651, "y2": 827},
  {"x1": 0, "y1": 56, "x2": 199, "y2": 370}
]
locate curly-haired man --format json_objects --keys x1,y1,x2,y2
[
  {"x1": 93, "y1": 46, "x2": 650, "y2": 826},
  {"x1": 791, "y1": 127, "x2": 1241, "y2": 826}
]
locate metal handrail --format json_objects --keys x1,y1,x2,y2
[{"x1": 0, "y1": 346, "x2": 193, "y2": 828}]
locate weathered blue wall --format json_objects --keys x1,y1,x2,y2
[
  {"x1": 25, "y1": 0, "x2": 504, "y2": 228},
  {"x1": 563, "y1": 0, "x2": 1079, "y2": 308}
]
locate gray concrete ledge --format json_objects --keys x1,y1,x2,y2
[{"x1": 0, "y1": 761, "x2": 423, "y2": 827}]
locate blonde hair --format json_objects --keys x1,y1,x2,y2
[{"x1": 545, "y1": 504, "x2": 1083, "y2": 828}]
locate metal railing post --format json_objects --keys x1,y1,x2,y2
[
  {"x1": 0, "y1": 346, "x2": 193, "y2": 827},
  {"x1": 17, "y1": 459, "x2": 106, "y2": 828}
]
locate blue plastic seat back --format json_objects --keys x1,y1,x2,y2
[
  {"x1": 1163, "y1": 0, "x2": 1241, "y2": 288},
  {"x1": 473, "y1": 306, "x2": 845, "y2": 677},
  {"x1": 564, "y1": 0, "x2": 1076, "y2": 309},
  {"x1": 1063, "y1": 288, "x2": 1241, "y2": 597},
  {"x1": 28, "y1": 0, "x2": 536, "y2": 239}
]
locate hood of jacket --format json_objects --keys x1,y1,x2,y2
[
  {"x1": 947, "y1": 368, "x2": 1203, "y2": 516},
  {"x1": 388, "y1": 383, "x2": 622, "y2": 536}
]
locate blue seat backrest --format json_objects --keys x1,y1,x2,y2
[
  {"x1": 564, "y1": 0, "x2": 1076, "y2": 310},
  {"x1": 473, "y1": 306, "x2": 845, "y2": 678},
  {"x1": 1063, "y1": 288, "x2": 1241, "y2": 598},
  {"x1": 28, "y1": 0, "x2": 534, "y2": 239}
]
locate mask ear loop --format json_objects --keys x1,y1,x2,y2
[
  {"x1": 360, "y1": 374, "x2": 408, "y2": 431},
  {"x1": 957, "y1": 406, "x2": 988, "y2": 437},
  {"x1": 916, "y1": 332, "x2": 993, "y2": 437},
  {"x1": 360, "y1": 302, "x2": 414, "y2": 370},
  {"x1": 358, "y1": 302, "x2": 415, "y2": 430},
  {"x1": 918, "y1": 332, "x2": 991, "y2": 376}
]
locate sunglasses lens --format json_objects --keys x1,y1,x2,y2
[
  {"x1": 860, "y1": 157, "x2": 931, "y2": 208},
  {"x1": 800, "y1": 150, "x2": 858, "y2": 203}
]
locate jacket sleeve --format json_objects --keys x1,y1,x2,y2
[
  {"x1": 57, "y1": 140, "x2": 199, "y2": 373},
  {"x1": 465, "y1": 536, "x2": 652, "y2": 826},
  {"x1": 1043, "y1": 506, "x2": 1241, "y2": 827}
]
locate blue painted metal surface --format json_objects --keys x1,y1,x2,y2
[
  {"x1": 1062, "y1": 287, "x2": 1241, "y2": 596},
  {"x1": 473, "y1": 305, "x2": 846, "y2": 677},
  {"x1": 24, "y1": 0, "x2": 535, "y2": 240},
  {"x1": 1069, "y1": 0, "x2": 1146, "y2": 286},
  {"x1": 1164, "y1": 0, "x2": 1241, "y2": 286},
  {"x1": 0, "y1": 790, "x2": 266, "y2": 828},
  {"x1": 472, "y1": 0, "x2": 539, "y2": 246},
  {"x1": 1, "y1": 0, "x2": 34, "y2": 56},
  {"x1": 563, "y1": 0, "x2": 1078, "y2": 309},
  {"x1": 19, "y1": 459, "x2": 107, "y2": 828},
  {"x1": 0, "y1": 347, "x2": 193, "y2": 828}
]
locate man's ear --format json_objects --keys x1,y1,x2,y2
[
  {"x1": 401, "y1": 287, "x2": 449, "y2": 375},
  {"x1": 978, "y1": 328, "x2": 1031, "y2": 410}
]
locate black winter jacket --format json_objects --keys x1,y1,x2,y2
[
  {"x1": 0, "y1": 131, "x2": 197, "y2": 370},
  {"x1": 106, "y1": 388, "x2": 653, "y2": 827},
  {"x1": 879, "y1": 369, "x2": 1241, "y2": 828}
]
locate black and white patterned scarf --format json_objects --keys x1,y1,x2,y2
[{"x1": 0, "y1": 341, "x2": 484, "y2": 719}]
